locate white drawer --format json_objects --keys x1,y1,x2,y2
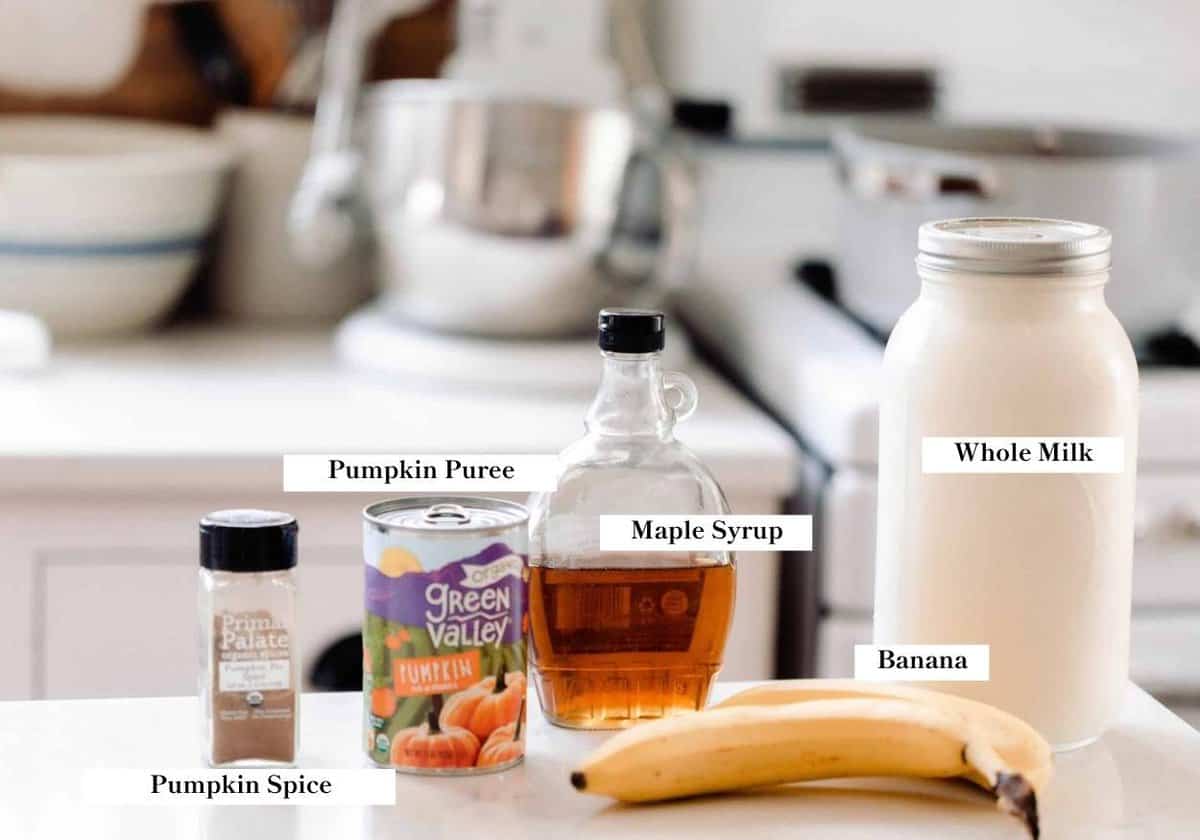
[
  {"x1": 820, "y1": 470, "x2": 1200, "y2": 611},
  {"x1": 820, "y1": 469, "x2": 878, "y2": 611},
  {"x1": 38, "y1": 546, "x2": 360, "y2": 699},
  {"x1": 1127, "y1": 613, "x2": 1200, "y2": 694},
  {"x1": 816, "y1": 613, "x2": 1200, "y2": 694},
  {"x1": 814, "y1": 615, "x2": 870, "y2": 679},
  {"x1": 7, "y1": 488, "x2": 783, "y2": 699}
]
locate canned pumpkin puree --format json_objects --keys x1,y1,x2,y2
[{"x1": 363, "y1": 497, "x2": 528, "y2": 774}]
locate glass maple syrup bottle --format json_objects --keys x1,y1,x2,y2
[{"x1": 527, "y1": 309, "x2": 735, "y2": 729}]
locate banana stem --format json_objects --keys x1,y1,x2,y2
[{"x1": 964, "y1": 739, "x2": 1040, "y2": 839}]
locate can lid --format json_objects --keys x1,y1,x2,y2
[
  {"x1": 917, "y1": 217, "x2": 1111, "y2": 275},
  {"x1": 200, "y1": 509, "x2": 297, "y2": 572},
  {"x1": 598, "y1": 308, "x2": 665, "y2": 353},
  {"x1": 364, "y1": 496, "x2": 529, "y2": 533}
]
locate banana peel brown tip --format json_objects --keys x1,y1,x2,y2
[
  {"x1": 570, "y1": 771, "x2": 587, "y2": 791},
  {"x1": 994, "y1": 772, "x2": 1040, "y2": 839}
]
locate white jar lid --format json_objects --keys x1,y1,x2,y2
[{"x1": 917, "y1": 217, "x2": 1112, "y2": 275}]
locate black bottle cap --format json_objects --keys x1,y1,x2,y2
[
  {"x1": 200, "y1": 509, "x2": 298, "y2": 572},
  {"x1": 598, "y1": 308, "x2": 665, "y2": 353}
]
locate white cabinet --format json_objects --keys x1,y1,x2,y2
[
  {"x1": 42, "y1": 552, "x2": 196, "y2": 698},
  {"x1": 38, "y1": 546, "x2": 361, "y2": 699},
  {"x1": 816, "y1": 614, "x2": 1200, "y2": 694},
  {"x1": 0, "y1": 329, "x2": 799, "y2": 700},
  {"x1": 816, "y1": 468, "x2": 1200, "y2": 697},
  {"x1": 0, "y1": 485, "x2": 369, "y2": 700},
  {"x1": 821, "y1": 469, "x2": 1200, "y2": 611},
  {"x1": 2, "y1": 482, "x2": 783, "y2": 699}
]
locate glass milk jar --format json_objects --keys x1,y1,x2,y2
[{"x1": 873, "y1": 218, "x2": 1138, "y2": 749}]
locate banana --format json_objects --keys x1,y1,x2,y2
[
  {"x1": 713, "y1": 680, "x2": 1052, "y2": 794},
  {"x1": 571, "y1": 698, "x2": 1041, "y2": 838}
]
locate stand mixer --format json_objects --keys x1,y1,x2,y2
[{"x1": 290, "y1": 0, "x2": 694, "y2": 391}]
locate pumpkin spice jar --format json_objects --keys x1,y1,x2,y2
[{"x1": 199, "y1": 510, "x2": 300, "y2": 768}]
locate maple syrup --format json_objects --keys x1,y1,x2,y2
[
  {"x1": 528, "y1": 560, "x2": 735, "y2": 728},
  {"x1": 526, "y1": 310, "x2": 736, "y2": 729}
]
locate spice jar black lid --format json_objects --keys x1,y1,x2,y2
[
  {"x1": 200, "y1": 509, "x2": 298, "y2": 572},
  {"x1": 598, "y1": 308, "x2": 665, "y2": 353}
]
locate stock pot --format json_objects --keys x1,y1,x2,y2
[{"x1": 832, "y1": 122, "x2": 1200, "y2": 341}]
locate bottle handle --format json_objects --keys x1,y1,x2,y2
[{"x1": 663, "y1": 370, "x2": 698, "y2": 424}]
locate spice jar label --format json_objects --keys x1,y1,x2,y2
[
  {"x1": 211, "y1": 609, "x2": 296, "y2": 765},
  {"x1": 217, "y1": 611, "x2": 292, "y2": 690},
  {"x1": 220, "y1": 659, "x2": 291, "y2": 693}
]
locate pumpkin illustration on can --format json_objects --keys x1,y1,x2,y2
[
  {"x1": 477, "y1": 699, "x2": 526, "y2": 768},
  {"x1": 370, "y1": 686, "x2": 398, "y2": 719},
  {"x1": 441, "y1": 663, "x2": 525, "y2": 740},
  {"x1": 390, "y1": 697, "x2": 480, "y2": 769}
]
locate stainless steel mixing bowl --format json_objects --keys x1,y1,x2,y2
[
  {"x1": 357, "y1": 81, "x2": 690, "y2": 337},
  {"x1": 291, "y1": 77, "x2": 693, "y2": 338}
]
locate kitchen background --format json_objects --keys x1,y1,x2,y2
[{"x1": 0, "y1": 0, "x2": 1197, "y2": 729}]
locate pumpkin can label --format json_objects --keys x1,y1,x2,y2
[{"x1": 363, "y1": 500, "x2": 528, "y2": 775}]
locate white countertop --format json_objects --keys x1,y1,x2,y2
[
  {"x1": 0, "y1": 326, "x2": 797, "y2": 495},
  {"x1": 1, "y1": 681, "x2": 1197, "y2": 839}
]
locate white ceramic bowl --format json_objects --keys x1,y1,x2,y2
[{"x1": 0, "y1": 116, "x2": 233, "y2": 338}]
